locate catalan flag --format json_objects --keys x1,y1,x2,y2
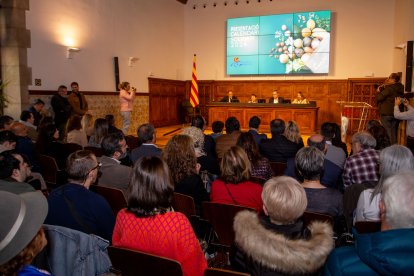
[{"x1": 190, "y1": 54, "x2": 199, "y2": 108}]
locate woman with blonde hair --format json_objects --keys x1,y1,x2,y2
[
  {"x1": 162, "y1": 134, "x2": 209, "y2": 213},
  {"x1": 292, "y1": 91, "x2": 309, "y2": 104},
  {"x1": 210, "y1": 146, "x2": 263, "y2": 213},
  {"x1": 119, "y1": 81, "x2": 136, "y2": 134},
  {"x1": 66, "y1": 115, "x2": 88, "y2": 147},
  {"x1": 233, "y1": 176, "x2": 334, "y2": 275},
  {"x1": 284, "y1": 120, "x2": 304, "y2": 147},
  {"x1": 112, "y1": 156, "x2": 207, "y2": 276},
  {"x1": 81, "y1": 113, "x2": 94, "y2": 137},
  {"x1": 87, "y1": 118, "x2": 109, "y2": 148}
]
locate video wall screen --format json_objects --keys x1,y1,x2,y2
[{"x1": 226, "y1": 10, "x2": 331, "y2": 75}]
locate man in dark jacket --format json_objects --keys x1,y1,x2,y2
[
  {"x1": 325, "y1": 171, "x2": 414, "y2": 275},
  {"x1": 260, "y1": 119, "x2": 301, "y2": 163},
  {"x1": 375, "y1": 73, "x2": 404, "y2": 144},
  {"x1": 51, "y1": 85, "x2": 72, "y2": 140}
]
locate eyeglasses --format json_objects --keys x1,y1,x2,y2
[{"x1": 88, "y1": 162, "x2": 102, "y2": 173}]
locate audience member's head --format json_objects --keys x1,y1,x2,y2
[
  {"x1": 181, "y1": 126, "x2": 205, "y2": 156},
  {"x1": 0, "y1": 131, "x2": 17, "y2": 153},
  {"x1": 307, "y1": 134, "x2": 327, "y2": 153},
  {"x1": 284, "y1": 120, "x2": 301, "y2": 144},
  {"x1": 10, "y1": 122, "x2": 28, "y2": 137},
  {"x1": 381, "y1": 171, "x2": 414, "y2": 230},
  {"x1": 212, "y1": 121, "x2": 224, "y2": 134},
  {"x1": 101, "y1": 132, "x2": 127, "y2": 160},
  {"x1": 91, "y1": 118, "x2": 109, "y2": 145},
  {"x1": 262, "y1": 176, "x2": 307, "y2": 225},
  {"x1": 365, "y1": 119, "x2": 382, "y2": 132},
  {"x1": 320, "y1": 122, "x2": 335, "y2": 141},
  {"x1": 105, "y1": 114, "x2": 116, "y2": 126},
  {"x1": 32, "y1": 99, "x2": 45, "y2": 112},
  {"x1": 81, "y1": 114, "x2": 94, "y2": 131},
  {"x1": 127, "y1": 156, "x2": 173, "y2": 217},
  {"x1": 0, "y1": 191, "x2": 48, "y2": 274},
  {"x1": 0, "y1": 115, "x2": 14, "y2": 130},
  {"x1": 371, "y1": 145, "x2": 414, "y2": 201},
  {"x1": 0, "y1": 151, "x2": 31, "y2": 182},
  {"x1": 248, "y1": 116, "x2": 261, "y2": 129},
  {"x1": 38, "y1": 116, "x2": 54, "y2": 129},
  {"x1": 66, "y1": 115, "x2": 83, "y2": 133},
  {"x1": 351, "y1": 131, "x2": 376, "y2": 154},
  {"x1": 220, "y1": 146, "x2": 251, "y2": 184},
  {"x1": 35, "y1": 124, "x2": 59, "y2": 154},
  {"x1": 66, "y1": 150, "x2": 100, "y2": 187},
  {"x1": 225, "y1": 117, "x2": 240, "y2": 134},
  {"x1": 137, "y1": 123, "x2": 156, "y2": 144},
  {"x1": 237, "y1": 132, "x2": 261, "y2": 164},
  {"x1": 366, "y1": 125, "x2": 391, "y2": 150},
  {"x1": 162, "y1": 135, "x2": 197, "y2": 184},
  {"x1": 295, "y1": 146, "x2": 324, "y2": 181},
  {"x1": 191, "y1": 115, "x2": 206, "y2": 131},
  {"x1": 19, "y1": 111, "x2": 34, "y2": 124},
  {"x1": 331, "y1": 122, "x2": 343, "y2": 146},
  {"x1": 270, "y1": 119, "x2": 285, "y2": 136}
]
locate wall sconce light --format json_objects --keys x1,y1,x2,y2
[
  {"x1": 67, "y1": 47, "x2": 81, "y2": 59},
  {"x1": 128, "y1": 57, "x2": 140, "y2": 67}
]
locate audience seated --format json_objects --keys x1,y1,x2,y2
[
  {"x1": 0, "y1": 130, "x2": 17, "y2": 153},
  {"x1": 237, "y1": 132, "x2": 273, "y2": 180},
  {"x1": 215, "y1": 116, "x2": 241, "y2": 159},
  {"x1": 325, "y1": 171, "x2": 414, "y2": 274},
  {"x1": 35, "y1": 123, "x2": 69, "y2": 169},
  {"x1": 210, "y1": 120, "x2": 224, "y2": 140},
  {"x1": 296, "y1": 146, "x2": 343, "y2": 218},
  {"x1": 10, "y1": 122, "x2": 37, "y2": 171},
  {"x1": 233, "y1": 176, "x2": 334, "y2": 275},
  {"x1": 331, "y1": 122, "x2": 349, "y2": 157},
  {"x1": 0, "y1": 115, "x2": 14, "y2": 131},
  {"x1": 131, "y1": 123, "x2": 161, "y2": 163},
  {"x1": 260, "y1": 119, "x2": 301, "y2": 163},
  {"x1": 112, "y1": 156, "x2": 207, "y2": 276},
  {"x1": 343, "y1": 131, "x2": 379, "y2": 188},
  {"x1": 321, "y1": 122, "x2": 347, "y2": 168},
  {"x1": 105, "y1": 114, "x2": 122, "y2": 134},
  {"x1": 285, "y1": 134, "x2": 343, "y2": 189},
  {"x1": 0, "y1": 191, "x2": 50, "y2": 275},
  {"x1": 28, "y1": 98, "x2": 45, "y2": 127},
  {"x1": 210, "y1": 146, "x2": 263, "y2": 213},
  {"x1": 87, "y1": 118, "x2": 108, "y2": 148},
  {"x1": 66, "y1": 115, "x2": 88, "y2": 147},
  {"x1": 284, "y1": 120, "x2": 304, "y2": 148},
  {"x1": 366, "y1": 124, "x2": 391, "y2": 151},
  {"x1": 191, "y1": 115, "x2": 216, "y2": 158},
  {"x1": 354, "y1": 145, "x2": 414, "y2": 224},
  {"x1": 19, "y1": 110, "x2": 38, "y2": 141},
  {"x1": 247, "y1": 116, "x2": 267, "y2": 146},
  {"x1": 0, "y1": 151, "x2": 35, "y2": 194},
  {"x1": 162, "y1": 135, "x2": 209, "y2": 214},
  {"x1": 97, "y1": 132, "x2": 132, "y2": 194},
  {"x1": 81, "y1": 113, "x2": 94, "y2": 137},
  {"x1": 182, "y1": 126, "x2": 220, "y2": 176},
  {"x1": 45, "y1": 150, "x2": 115, "y2": 241}
]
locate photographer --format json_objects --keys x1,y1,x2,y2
[{"x1": 394, "y1": 97, "x2": 414, "y2": 154}]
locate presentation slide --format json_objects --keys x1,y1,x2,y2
[{"x1": 227, "y1": 10, "x2": 331, "y2": 75}]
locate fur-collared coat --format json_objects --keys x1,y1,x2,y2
[{"x1": 233, "y1": 210, "x2": 334, "y2": 276}]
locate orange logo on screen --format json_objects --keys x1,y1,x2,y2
[{"x1": 233, "y1": 57, "x2": 239, "y2": 63}]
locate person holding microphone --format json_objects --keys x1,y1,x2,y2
[{"x1": 119, "y1": 81, "x2": 136, "y2": 134}]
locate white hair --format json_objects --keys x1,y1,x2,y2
[{"x1": 382, "y1": 171, "x2": 414, "y2": 229}]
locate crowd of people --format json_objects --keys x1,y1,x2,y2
[{"x1": 1, "y1": 81, "x2": 414, "y2": 275}]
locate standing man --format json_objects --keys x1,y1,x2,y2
[
  {"x1": 269, "y1": 90, "x2": 284, "y2": 104},
  {"x1": 68, "y1": 82, "x2": 88, "y2": 116},
  {"x1": 51, "y1": 85, "x2": 72, "y2": 139},
  {"x1": 376, "y1": 73, "x2": 404, "y2": 144},
  {"x1": 28, "y1": 99, "x2": 44, "y2": 127}
]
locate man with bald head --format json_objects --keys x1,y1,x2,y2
[{"x1": 284, "y1": 134, "x2": 343, "y2": 189}]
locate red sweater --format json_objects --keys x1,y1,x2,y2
[
  {"x1": 210, "y1": 179, "x2": 263, "y2": 213},
  {"x1": 112, "y1": 209, "x2": 207, "y2": 276}
]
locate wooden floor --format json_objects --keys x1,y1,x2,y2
[{"x1": 155, "y1": 124, "x2": 311, "y2": 149}]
